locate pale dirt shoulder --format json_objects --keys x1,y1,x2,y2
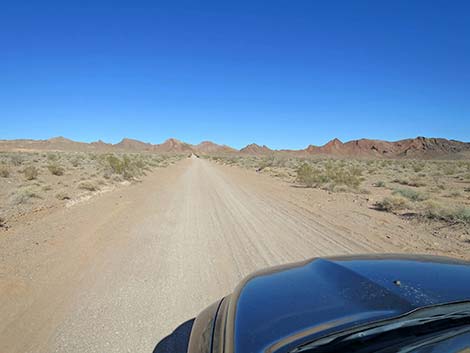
[{"x1": 217, "y1": 161, "x2": 470, "y2": 260}]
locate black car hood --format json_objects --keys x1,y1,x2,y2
[{"x1": 227, "y1": 254, "x2": 470, "y2": 353}]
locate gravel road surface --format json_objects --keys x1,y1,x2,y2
[{"x1": 0, "y1": 157, "x2": 405, "y2": 352}]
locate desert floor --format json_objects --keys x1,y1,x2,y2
[{"x1": 0, "y1": 156, "x2": 469, "y2": 352}]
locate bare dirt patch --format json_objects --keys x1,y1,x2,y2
[
  {"x1": 207, "y1": 155, "x2": 470, "y2": 257},
  {"x1": 0, "y1": 151, "x2": 183, "y2": 229}
]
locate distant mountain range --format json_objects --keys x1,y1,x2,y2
[{"x1": 0, "y1": 136, "x2": 469, "y2": 159}]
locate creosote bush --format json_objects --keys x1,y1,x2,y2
[
  {"x1": 12, "y1": 186, "x2": 42, "y2": 204},
  {"x1": 9, "y1": 154, "x2": 24, "y2": 166},
  {"x1": 0, "y1": 165, "x2": 10, "y2": 178},
  {"x1": 375, "y1": 196, "x2": 410, "y2": 212},
  {"x1": 23, "y1": 166, "x2": 39, "y2": 180},
  {"x1": 392, "y1": 188, "x2": 429, "y2": 202},
  {"x1": 296, "y1": 160, "x2": 363, "y2": 190},
  {"x1": 101, "y1": 154, "x2": 148, "y2": 180},
  {"x1": 423, "y1": 201, "x2": 470, "y2": 224},
  {"x1": 47, "y1": 163, "x2": 65, "y2": 176}
]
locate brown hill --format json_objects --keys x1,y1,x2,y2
[
  {"x1": 195, "y1": 141, "x2": 237, "y2": 154},
  {"x1": 90, "y1": 140, "x2": 112, "y2": 149},
  {"x1": 302, "y1": 137, "x2": 470, "y2": 159},
  {"x1": 239, "y1": 143, "x2": 273, "y2": 155},
  {"x1": 306, "y1": 138, "x2": 344, "y2": 154},
  {"x1": 0, "y1": 136, "x2": 468, "y2": 159},
  {"x1": 115, "y1": 138, "x2": 153, "y2": 151},
  {"x1": 0, "y1": 137, "x2": 96, "y2": 152},
  {"x1": 154, "y1": 138, "x2": 193, "y2": 153}
]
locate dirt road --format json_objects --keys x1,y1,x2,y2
[{"x1": 0, "y1": 157, "x2": 424, "y2": 352}]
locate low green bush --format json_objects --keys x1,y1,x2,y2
[{"x1": 392, "y1": 188, "x2": 429, "y2": 202}]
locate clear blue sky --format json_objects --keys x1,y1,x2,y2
[{"x1": 1, "y1": 1, "x2": 469, "y2": 149}]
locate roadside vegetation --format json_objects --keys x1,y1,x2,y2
[
  {"x1": 0, "y1": 151, "x2": 183, "y2": 228},
  {"x1": 206, "y1": 155, "x2": 470, "y2": 228}
]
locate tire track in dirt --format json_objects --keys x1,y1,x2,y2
[{"x1": 1, "y1": 157, "x2": 406, "y2": 353}]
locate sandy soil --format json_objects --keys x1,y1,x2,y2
[{"x1": 0, "y1": 156, "x2": 468, "y2": 353}]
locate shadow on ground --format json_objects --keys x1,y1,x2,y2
[{"x1": 152, "y1": 318, "x2": 195, "y2": 353}]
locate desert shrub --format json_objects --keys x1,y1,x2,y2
[
  {"x1": 0, "y1": 216, "x2": 5, "y2": 228},
  {"x1": 47, "y1": 153, "x2": 59, "y2": 161},
  {"x1": 23, "y1": 166, "x2": 39, "y2": 180},
  {"x1": 455, "y1": 208, "x2": 470, "y2": 223},
  {"x1": 0, "y1": 165, "x2": 10, "y2": 178},
  {"x1": 324, "y1": 162, "x2": 363, "y2": 189},
  {"x1": 412, "y1": 162, "x2": 425, "y2": 173},
  {"x1": 10, "y1": 154, "x2": 24, "y2": 166},
  {"x1": 393, "y1": 188, "x2": 429, "y2": 202},
  {"x1": 392, "y1": 178, "x2": 426, "y2": 187},
  {"x1": 375, "y1": 196, "x2": 410, "y2": 212},
  {"x1": 296, "y1": 163, "x2": 313, "y2": 186},
  {"x1": 47, "y1": 163, "x2": 65, "y2": 176},
  {"x1": 423, "y1": 202, "x2": 470, "y2": 224},
  {"x1": 101, "y1": 154, "x2": 147, "y2": 180},
  {"x1": 441, "y1": 163, "x2": 457, "y2": 175},
  {"x1": 56, "y1": 191, "x2": 71, "y2": 200},
  {"x1": 444, "y1": 190, "x2": 462, "y2": 198},
  {"x1": 296, "y1": 163, "x2": 327, "y2": 187},
  {"x1": 105, "y1": 155, "x2": 124, "y2": 174},
  {"x1": 78, "y1": 181, "x2": 98, "y2": 191},
  {"x1": 70, "y1": 156, "x2": 83, "y2": 167},
  {"x1": 12, "y1": 186, "x2": 42, "y2": 204},
  {"x1": 374, "y1": 181, "x2": 385, "y2": 187},
  {"x1": 296, "y1": 161, "x2": 363, "y2": 189}
]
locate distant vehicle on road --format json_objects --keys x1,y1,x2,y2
[{"x1": 187, "y1": 254, "x2": 470, "y2": 353}]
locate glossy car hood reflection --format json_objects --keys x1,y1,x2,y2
[{"x1": 230, "y1": 255, "x2": 470, "y2": 353}]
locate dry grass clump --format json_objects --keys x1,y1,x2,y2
[
  {"x1": 9, "y1": 154, "x2": 24, "y2": 166},
  {"x1": 12, "y1": 186, "x2": 42, "y2": 204},
  {"x1": 47, "y1": 163, "x2": 65, "y2": 176},
  {"x1": 422, "y1": 201, "x2": 470, "y2": 224},
  {"x1": 375, "y1": 196, "x2": 410, "y2": 212},
  {"x1": 23, "y1": 166, "x2": 39, "y2": 180},
  {"x1": 374, "y1": 180, "x2": 385, "y2": 187},
  {"x1": 392, "y1": 188, "x2": 429, "y2": 202},
  {"x1": 55, "y1": 191, "x2": 71, "y2": 200},
  {"x1": 0, "y1": 165, "x2": 10, "y2": 178},
  {"x1": 78, "y1": 181, "x2": 98, "y2": 191},
  {"x1": 392, "y1": 178, "x2": 426, "y2": 187},
  {"x1": 47, "y1": 153, "x2": 59, "y2": 162},
  {"x1": 70, "y1": 156, "x2": 82, "y2": 167}
]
